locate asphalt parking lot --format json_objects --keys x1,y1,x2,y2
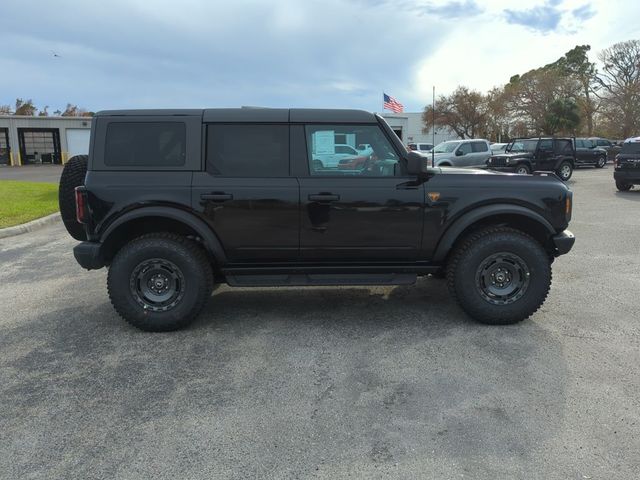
[
  {"x1": 1, "y1": 166, "x2": 638, "y2": 479},
  {"x1": 0, "y1": 164, "x2": 63, "y2": 183}
]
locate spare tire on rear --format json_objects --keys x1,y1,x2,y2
[{"x1": 58, "y1": 155, "x2": 88, "y2": 241}]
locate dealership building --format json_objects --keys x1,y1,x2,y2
[
  {"x1": 0, "y1": 116, "x2": 91, "y2": 166},
  {"x1": 380, "y1": 112, "x2": 456, "y2": 145}
]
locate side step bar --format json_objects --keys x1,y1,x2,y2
[{"x1": 226, "y1": 273, "x2": 417, "y2": 287}]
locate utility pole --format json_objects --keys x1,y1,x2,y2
[{"x1": 432, "y1": 85, "x2": 435, "y2": 168}]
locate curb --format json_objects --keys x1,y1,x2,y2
[{"x1": 0, "y1": 212, "x2": 62, "y2": 240}]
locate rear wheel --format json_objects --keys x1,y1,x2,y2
[
  {"x1": 107, "y1": 233, "x2": 213, "y2": 332},
  {"x1": 595, "y1": 155, "x2": 606, "y2": 168},
  {"x1": 446, "y1": 227, "x2": 551, "y2": 325},
  {"x1": 556, "y1": 161, "x2": 573, "y2": 181},
  {"x1": 616, "y1": 180, "x2": 632, "y2": 192},
  {"x1": 58, "y1": 155, "x2": 88, "y2": 240},
  {"x1": 515, "y1": 164, "x2": 530, "y2": 175}
]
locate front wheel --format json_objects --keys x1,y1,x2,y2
[
  {"x1": 446, "y1": 227, "x2": 551, "y2": 325},
  {"x1": 515, "y1": 164, "x2": 530, "y2": 175},
  {"x1": 595, "y1": 156, "x2": 606, "y2": 168},
  {"x1": 556, "y1": 161, "x2": 573, "y2": 181},
  {"x1": 107, "y1": 233, "x2": 213, "y2": 331}
]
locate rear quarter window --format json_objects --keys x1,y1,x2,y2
[
  {"x1": 104, "y1": 122, "x2": 186, "y2": 167},
  {"x1": 621, "y1": 143, "x2": 640, "y2": 154}
]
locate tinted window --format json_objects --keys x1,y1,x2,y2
[
  {"x1": 621, "y1": 142, "x2": 640, "y2": 154},
  {"x1": 539, "y1": 139, "x2": 553, "y2": 150},
  {"x1": 458, "y1": 142, "x2": 472, "y2": 155},
  {"x1": 555, "y1": 139, "x2": 573, "y2": 153},
  {"x1": 207, "y1": 124, "x2": 289, "y2": 177},
  {"x1": 597, "y1": 139, "x2": 611, "y2": 147},
  {"x1": 105, "y1": 122, "x2": 186, "y2": 167},
  {"x1": 306, "y1": 124, "x2": 399, "y2": 177},
  {"x1": 471, "y1": 141, "x2": 488, "y2": 152}
]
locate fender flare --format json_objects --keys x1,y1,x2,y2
[
  {"x1": 99, "y1": 206, "x2": 227, "y2": 263},
  {"x1": 432, "y1": 204, "x2": 555, "y2": 262}
]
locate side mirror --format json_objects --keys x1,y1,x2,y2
[
  {"x1": 455, "y1": 149, "x2": 464, "y2": 156},
  {"x1": 406, "y1": 151, "x2": 426, "y2": 175}
]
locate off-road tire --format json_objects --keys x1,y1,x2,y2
[
  {"x1": 595, "y1": 155, "x2": 606, "y2": 168},
  {"x1": 556, "y1": 161, "x2": 573, "y2": 181},
  {"x1": 515, "y1": 164, "x2": 530, "y2": 175},
  {"x1": 58, "y1": 155, "x2": 88, "y2": 240},
  {"x1": 446, "y1": 227, "x2": 552, "y2": 325},
  {"x1": 616, "y1": 181, "x2": 632, "y2": 192},
  {"x1": 107, "y1": 233, "x2": 213, "y2": 332}
]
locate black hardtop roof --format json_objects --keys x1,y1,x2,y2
[
  {"x1": 512, "y1": 137, "x2": 573, "y2": 141},
  {"x1": 95, "y1": 108, "x2": 377, "y2": 123}
]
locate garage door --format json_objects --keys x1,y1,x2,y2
[{"x1": 66, "y1": 129, "x2": 90, "y2": 157}]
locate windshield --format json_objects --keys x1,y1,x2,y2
[
  {"x1": 433, "y1": 141, "x2": 460, "y2": 153},
  {"x1": 507, "y1": 139, "x2": 538, "y2": 153}
]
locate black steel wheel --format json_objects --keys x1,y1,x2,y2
[
  {"x1": 108, "y1": 233, "x2": 213, "y2": 331},
  {"x1": 446, "y1": 227, "x2": 551, "y2": 325}
]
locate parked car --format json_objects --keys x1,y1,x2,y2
[
  {"x1": 408, "y1": 142, "x2": 434, "y2": 154},
  {"x1": 356, "y1": 143, "x2": 373, "y2": 156},
  {"x1": 487, "y1": 137, "x2": 575, "y2": 181},
  {"x1": 429, "y1": 139, "x2": 492, "y2": 167},
  {"x1": 614, "y1": 137, "x2": 640, "y2": 191},
  {"x1": 312, "y1": 144, "x2": 365, "y2": 169},
  {"x1": 491, "y1": 143, "x2": 508, "y2": 154},
  {"x1": 575, "y1": 138, "x2": 607, "y2": 168},
  {"x1": 58, "y1": 108, "x2": 574, "y2": 331}
]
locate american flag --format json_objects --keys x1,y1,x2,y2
[{"x1": 383, "y1": 93, "x2": 403, "y2": 113}]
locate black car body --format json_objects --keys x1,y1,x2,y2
[
  {"x1": 486, "y1": 137, "x2": 576, "y2": 181},
  {"x1": 614, "y1": 139, "x2": 640, "y2": 191},
  {"x1": 575, "y1": 138, "x2": 608, "y2": 168},
  {"x1": 59, "y1": 108, "x2": 575, "y2": 331}
]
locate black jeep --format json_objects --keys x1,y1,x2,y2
[
  {"x1": 614, "y1": 139, "x2": 640, "y2": 191},
  {"x1": 487, "y1": 137, "x2": 576, "y2": 181},
  {"x1": 58, "y1": 108, "x2": 575, "y2": 331}
]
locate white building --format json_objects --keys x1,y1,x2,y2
[
  {"x1": 379, "y1": 112, "x2": 458, "y2": 146},
  {"x1": 0, "y1": 116, "x2": 92, "y2": 166}
]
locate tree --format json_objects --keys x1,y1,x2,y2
[
  {"x1": 61, "y1": 103, "x2": 79, "y2": 116},
  {"x1": 543, "y1": 98, "x2": 581, "y2": 134},
  {"x1": 14, "y1": 98, "x2": 36, "y2": 116},
  {"x1": 422, "y1": 86, "x2": 487, "y2": 139},
  {"x1": 38, "y1": 106, "x2": 49, "y2": 117},
  {"x1": 555, "y1": 45, "x2": 599, "y2": 135},
  {"x1": 596, "y1": 40, "x2": 640, "y2": 138},
  {"x1": 0, "y1": 105, "x2": 11, "y2": 115}
]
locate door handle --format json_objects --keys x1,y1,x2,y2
[
  {"x1": 200, "y1": 192, "x2": 233, "y2": 201},
  {"x1": 308, "y1": 193, "x2": 340, "y2": 202}
]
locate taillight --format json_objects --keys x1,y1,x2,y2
[
  {"x1": 565, "y1": 192, "x2": 573, "y2": 221},
  {"x1": 75, "y1": 186, "x2": 87, "y2": 224}
]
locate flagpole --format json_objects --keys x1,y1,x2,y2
[{"x1": 432, "y1": 85, "x2": 435, "y2": 168}]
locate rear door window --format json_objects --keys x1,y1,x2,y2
[
  {"x1": 105, "y1": 122, "x2": 186, "y2": 167},
  {"x1": 206, "y1": 124, "x2": 289, "y2": 177}
]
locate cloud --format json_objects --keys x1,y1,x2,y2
[
  {"x1": 572, "y1": 4, "x2": 596, "y2": 21},
  {"x1": 504, "y1": 1, "x2": 563, "y2": 33},
  {"x1": 419, "y1": 1, "x2": 483, "y2": 18}
]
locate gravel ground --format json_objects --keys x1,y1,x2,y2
[{"x1": 0, "y1": 166, "x2": 638, "y2": 479}]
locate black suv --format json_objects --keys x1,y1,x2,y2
[
  {"x1": 487, "y1": 137, "x2": 576, "y2": 181},
  {"x1": 575, "y1": 138, "x2": 607, "y2": 168},
  {"x1": 614, "y1": 139, "x2": 640, "y2": 191},
  {"x1": 58, "y1": 109, "x2": 574, "y2": 331}
]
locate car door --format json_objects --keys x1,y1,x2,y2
[
  {"x1": 296, "y1": 123, "x2": 424, "y2": 261},
  {"x1": 470, "y1": 141, "x2": 490, "y2": 167},
  {"x1": 191, "y1": 123, "x2": 299, "y2": 262},
  {"x1": 535, "y1": 139, "x2": 556, "y2": 170},
  {"x1": 455, "y1": 141, "x2": 473, "y2": 166}
]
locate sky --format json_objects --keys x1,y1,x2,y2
[{"x1": 0, "y1": 0, "x2": 638, "y2": 114}]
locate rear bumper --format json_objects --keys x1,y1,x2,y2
[
  {"x1": 614, "y1": 169, "x2": 640, "y2": 184},
  {"x1": 551, "y1": 230, "x2": 575, "y2": 256},
  {"x1": 73, "y1": 242, "x2": 105, "y2": 270}
]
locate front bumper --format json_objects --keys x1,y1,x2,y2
[
  {"x1": 551, "y1": 230, "x2": 575, "y2": 256},
  {"x1": 614, "y1": 169, "x2": 640, "y2": 184},
  {"x1": 73, "y1": 242, "x2": 105, "y2": 270}
]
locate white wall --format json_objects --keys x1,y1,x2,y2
[{"x1": 66, "y1": 128, "x2": 90, "y2": 156}]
